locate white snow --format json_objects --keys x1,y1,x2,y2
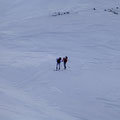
[{"x1": 0, "y1": 0, "x2": 120, "y2": 120}]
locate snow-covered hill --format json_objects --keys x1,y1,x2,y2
[{"x1": 0, "y1": 0, "x2": 120, "y2": 120}]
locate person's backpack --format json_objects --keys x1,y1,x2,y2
[
  {"x1": 63, "y1": 57, "x2": 68, "y2": 63},
  {"x1": 57, "y1": 57, "x2": 61, "y2": 63}
]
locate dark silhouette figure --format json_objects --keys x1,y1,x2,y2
[
  {"x1": 62, "y1": 56, "x2": 68, "y2": 69},
  {"x1": 56, "y1": 57, "x2": 61, "y2": 70}
]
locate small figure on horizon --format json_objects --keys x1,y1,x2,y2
[
  {"x1": 62, "y1": 56, "x2": 68, "y2": 69},
  {"x1": 56, "y1": 57, "x2": 62, "y2": 70}
]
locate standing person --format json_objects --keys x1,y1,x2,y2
[
  {"x1": 56, "y1": 57, "x2": 62, "y2": 70},
  {"x1": 62, "y1": 56, "x2": 68, "y2": 69}
]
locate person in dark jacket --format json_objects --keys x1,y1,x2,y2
[
  {"x1": 56, "y1": 57, "x2": 62, "y2": 70},
  {"x1": 62, "y1": 56, "x2": 68, "y2": 69}
]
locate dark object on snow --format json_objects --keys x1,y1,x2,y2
[
  {"x1": 65, "y1": 12, "x2": 70, "y2": 14},
  {"x1": 105, "y1": 8, "x2": 119, "y2": 15},
  {"x1": 93, "y1": 8, "x2": 96, "y2": 10},
  {"x1": 62, "y1": 56, "x2": 68, "y2": 69},
  {"x1": 116, "y1": 7, "x2": 119, "y2": 9},
  {"x1": 108, "y1": 9, "x2": 112, "y2": 12},
  {"x1": 113, "y1": 11, "x2": 118, "y2": 15},
  {"x1": 56, "y1": 57, "x2": 62, "y2": 70},
  {"x1": 52, "y1": 11, "x2": 70, "y2": 17}
]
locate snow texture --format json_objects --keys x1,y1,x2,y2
[{"x1": 0, "y1": 0, "x2": 120, "y2": 120}]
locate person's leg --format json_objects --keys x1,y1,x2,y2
[
  {"x1": 56, "y1": 63, "x2": 58, "y2": 70},
  {"x1": 59, "y1": 63, "x2": 60, "y2": 70},
  {"x1": 64, "y1": 62, "x2": 66, "y2": 69}
]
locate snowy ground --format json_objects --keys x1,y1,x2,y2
[{"x1": 0, "y1": 0, "x2": 120, "y2": 120}]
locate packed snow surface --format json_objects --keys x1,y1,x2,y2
[{"x1": 0, "y1": 0, "x2": 120, "y2": 120}]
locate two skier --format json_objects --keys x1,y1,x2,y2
[{"x1": 56, "y1": 56, "x2": 68, "y2": 70}]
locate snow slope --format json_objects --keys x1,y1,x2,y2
[{"x1": 0, "y1": 0, "x2": 120, "y2": 120}]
